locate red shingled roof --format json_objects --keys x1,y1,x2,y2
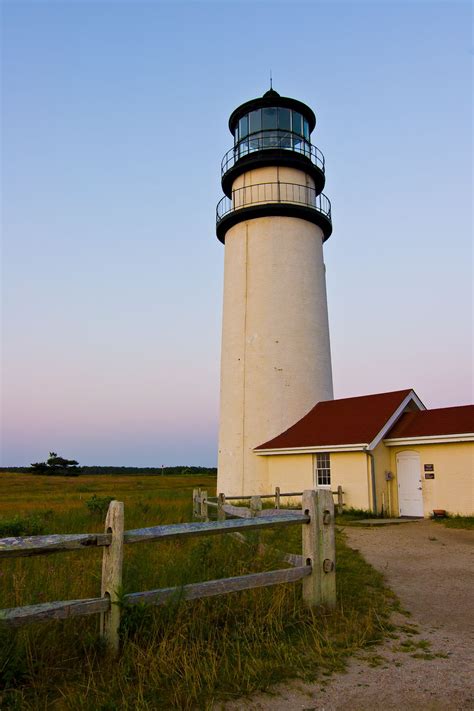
[
  {"x1": 386, "y1": 405, "x2": 474, "y2": 439},
  {"x1": 255, "y1": 389, "x2": 415, "y2": 450}
]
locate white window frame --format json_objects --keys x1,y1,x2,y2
[{"x1": 315, "y1": 452, "x2": 331, "y2": 488}]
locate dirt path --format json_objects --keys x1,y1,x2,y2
[{"x1": 221, "y1": 521, "x2": 474, "y2": 711}]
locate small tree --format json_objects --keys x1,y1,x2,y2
[
  {"x1": 47, "y1": 453, "x2": 79, "y2": 469},
  {"x1": 30, "y1": 453, "x2": 80, "y2": 476}
]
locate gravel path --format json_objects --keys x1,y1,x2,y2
[{"x1": 221, "y1": 520, "x2": 474, "y2": 711}]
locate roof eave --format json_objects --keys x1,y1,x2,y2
[
  {"x1": 384, "y1": 433, "x2": 474, "y2": 446},
  {"x1": 254, "y1": 443, "x2": 369, "y2": 456}
]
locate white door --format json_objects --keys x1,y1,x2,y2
[{"x1": 397, "y1": 451, "x2": 424, "y2": 517}]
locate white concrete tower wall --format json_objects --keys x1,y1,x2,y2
[
  {"x1": 216, "y1": 90, "x2": 333, "y2": 496},
  {"x1": 218, "y1": 216, "x2": 333, "y2": 495}
]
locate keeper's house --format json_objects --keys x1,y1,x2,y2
[{"x1": 255, "y1": 390, "x2": 474, "y2": 517}]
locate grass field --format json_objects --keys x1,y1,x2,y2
[{"x1": 0, "y1": 472, "x2": 398, "y2": 710}]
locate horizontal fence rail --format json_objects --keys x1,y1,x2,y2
[
  {"x1": 221, "y1": 130, "x2": 325, "y2": 177},
  {"x1": 199, "y1": 485, "x2": 344, "y2": 515},
  {"x1": 215, "y1": 491, "x2": 304, "y2": 501},
  {"x1": 0, "y1": 532, "x2": 111, "y2": 559},
  {"x1": 216, "y1": 182, "x2": 332, "y2": 225},
  {"x1": 125, "y1": 566, "x2": 312, "y2": 607},
  {"x1": 124, "y1": 512, "x2": 308, "y2": 544},
  {"x1": 0, "y1": 489, "x2": 336, "y2": 657},
  {"x1": 0, "y1": 514, "x2": 307, "y2": 559},
  {"x1": 2, "y1": 597, "x2": 110, "y2": 628},
  {"x1": 2, "y1": 568, "x2": 312, "y2": 628}
]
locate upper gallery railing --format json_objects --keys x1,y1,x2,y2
[{"x1": 221, "y1": 130, "x2": 325, "y2": 177}]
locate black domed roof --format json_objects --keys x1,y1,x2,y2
[{"x1": 228, "y1": 89, "x2": 316, "y2": 134}]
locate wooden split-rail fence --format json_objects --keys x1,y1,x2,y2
[
  {"x1": 0, "y1": 489, "x2": 336, "y2": 657},
  {"x1": 193, "y1": 485, "x2": 344, "y2": 520}
]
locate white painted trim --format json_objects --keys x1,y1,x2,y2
[
  {"x1": 255, "y1": 443, "x2": 368, "y2": 456},
  {"x1": 367, "y1": 390, "x2": 425, "y2": 450},
  {"x1": 384, "y1": 433, "x2": 474, "y2": 446}
]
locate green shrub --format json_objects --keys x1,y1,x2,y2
[
  {"x1": 85, "y1": 494, "x2": 114, "y2": 516},
  {"x1": 0, "y1": 514, "x2": 46, "y2": 537}
]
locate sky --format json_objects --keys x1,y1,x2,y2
[{"x1": 1, "y1": 0, "x2": 472, "y2": 467}]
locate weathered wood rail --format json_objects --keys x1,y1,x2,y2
[
  {"x1": 0, "y1": 513, "x2": 307, "y2": 560},
  {"x1": 193, "y1": 485, "x2": 344, "y2": 520},
  {"x1": 0, "y1": 489, "x2": 336, "y2": 657}
]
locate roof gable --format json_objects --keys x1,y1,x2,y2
[
  {"x1": 385, "y1": 405, "x2": 474, "y2": 440},
  {"x1": 255, "y1": 389, "x2": 420, "y2": 451}
]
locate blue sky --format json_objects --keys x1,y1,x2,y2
[{"x1": 1, "y1": 0, "x2": 472, "y2": 466}]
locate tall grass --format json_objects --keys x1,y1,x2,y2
[
  {"x1": 0, "y1": 473, "x2": 397, "y2": 709},
  {"x1": 434, "y1": 514, "x2": 474, "y2": 530}
]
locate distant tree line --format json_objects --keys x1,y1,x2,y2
[
  {"x1": 1, "y1": 462, "x2": 217, "y2": 477},
  {"x1": 76, "y1": 466, "x2": 217, "y2": 477}
]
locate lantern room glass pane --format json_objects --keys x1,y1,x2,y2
[
  {"x1": 303, "y1": 118, "x2": 309, "y2": 140},
  {"x1": 278, "y1": 108, "x2": 291, "y2": 131},
  {"x1": 249, "y1": 109, "x2": 261, "y2": 134},
  {"x1": 262, "y1": 107, "x2": 277, "y2": 130},
  {"x1": 239, "y1": 115, "x2": 249, "y2": 139},
  {"x1": 292, "y1": 111, "x2": 302, "y2": 135}
]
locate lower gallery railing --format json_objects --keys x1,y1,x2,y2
[
  {"x1": 216, "y1": 182, "x2": 332, "y2": 224},
  {"x1": 0, "y1": 489, "x2": 336, "y2": 657}
]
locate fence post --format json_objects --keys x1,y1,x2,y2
[
  {"x1": 192, "y1": 488, "x2": 201, "y2": 518},
  {"x1": 250, "y1": 495, "x2": 262, "y2": 517},
  {"x1": 317, "y1": 489, "x2": 336, "y2": 608},
  {"x1": 337, "y1": 485, "x2": 343, "y2": 515},
  {"x1": 275, "y1": 486, "x2": 280, "y2": 510},
  {"x1": 217, "y1": 493, "x2": 226, "y2": 521},
  {"x1": 200, "y1": 490, "x2": 208, "y2": 521},
  {"x1": 301, "y1": 490, "x2": 319, "y2": 608},
  {"x1": 100, "y1": 500, "x2": 124, "y2": 656}
]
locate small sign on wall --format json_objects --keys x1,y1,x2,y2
[{"x1": 424, "y1": 464, "x2": 435, "y2": 479}]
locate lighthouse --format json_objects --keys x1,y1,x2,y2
[{"x1": 216, "y1": 89, "x2": 333, "y2": 496}]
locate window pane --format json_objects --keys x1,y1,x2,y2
[
  {"x1": 264, "y1": 131, "x2": 280, "y2": 148},
  {"x1": 249, "y1": 131, "x2": 263, "y2": 152},
  {"x1": 303, "y1": 118, "x2": 309, "y2": 140},
  {"x1": 262, "y1": 107, "x2": 277, "y2": 130},
  {"x1": 292, "y1": 135, "x2": 302, "y2": 152},
  {"x1": 239, "y1": 115, "x2": 249, "y2": 139},
  {"x1": 249, "y1": 110, "x2": 261, "y2": 134},
  {"x1": 238, "y1": 139, "x2": 249, "y2": 157},
  {"x1": 278, "y1": 108, "x2": 291, "y2": 131},
  {"x1": 292, "y1": 111, "x2": 302, "y2": 135},
  {"x1": 316, "y1": 453, "x2": 331, "y2": 486}
]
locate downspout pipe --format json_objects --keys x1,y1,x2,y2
[{"x1": 364, "y1": 448, "x2": 377, "y2": 514}]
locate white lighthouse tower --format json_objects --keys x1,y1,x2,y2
[{"x1": 216, "y1": 89, "x2": 333, "y2": 496}]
